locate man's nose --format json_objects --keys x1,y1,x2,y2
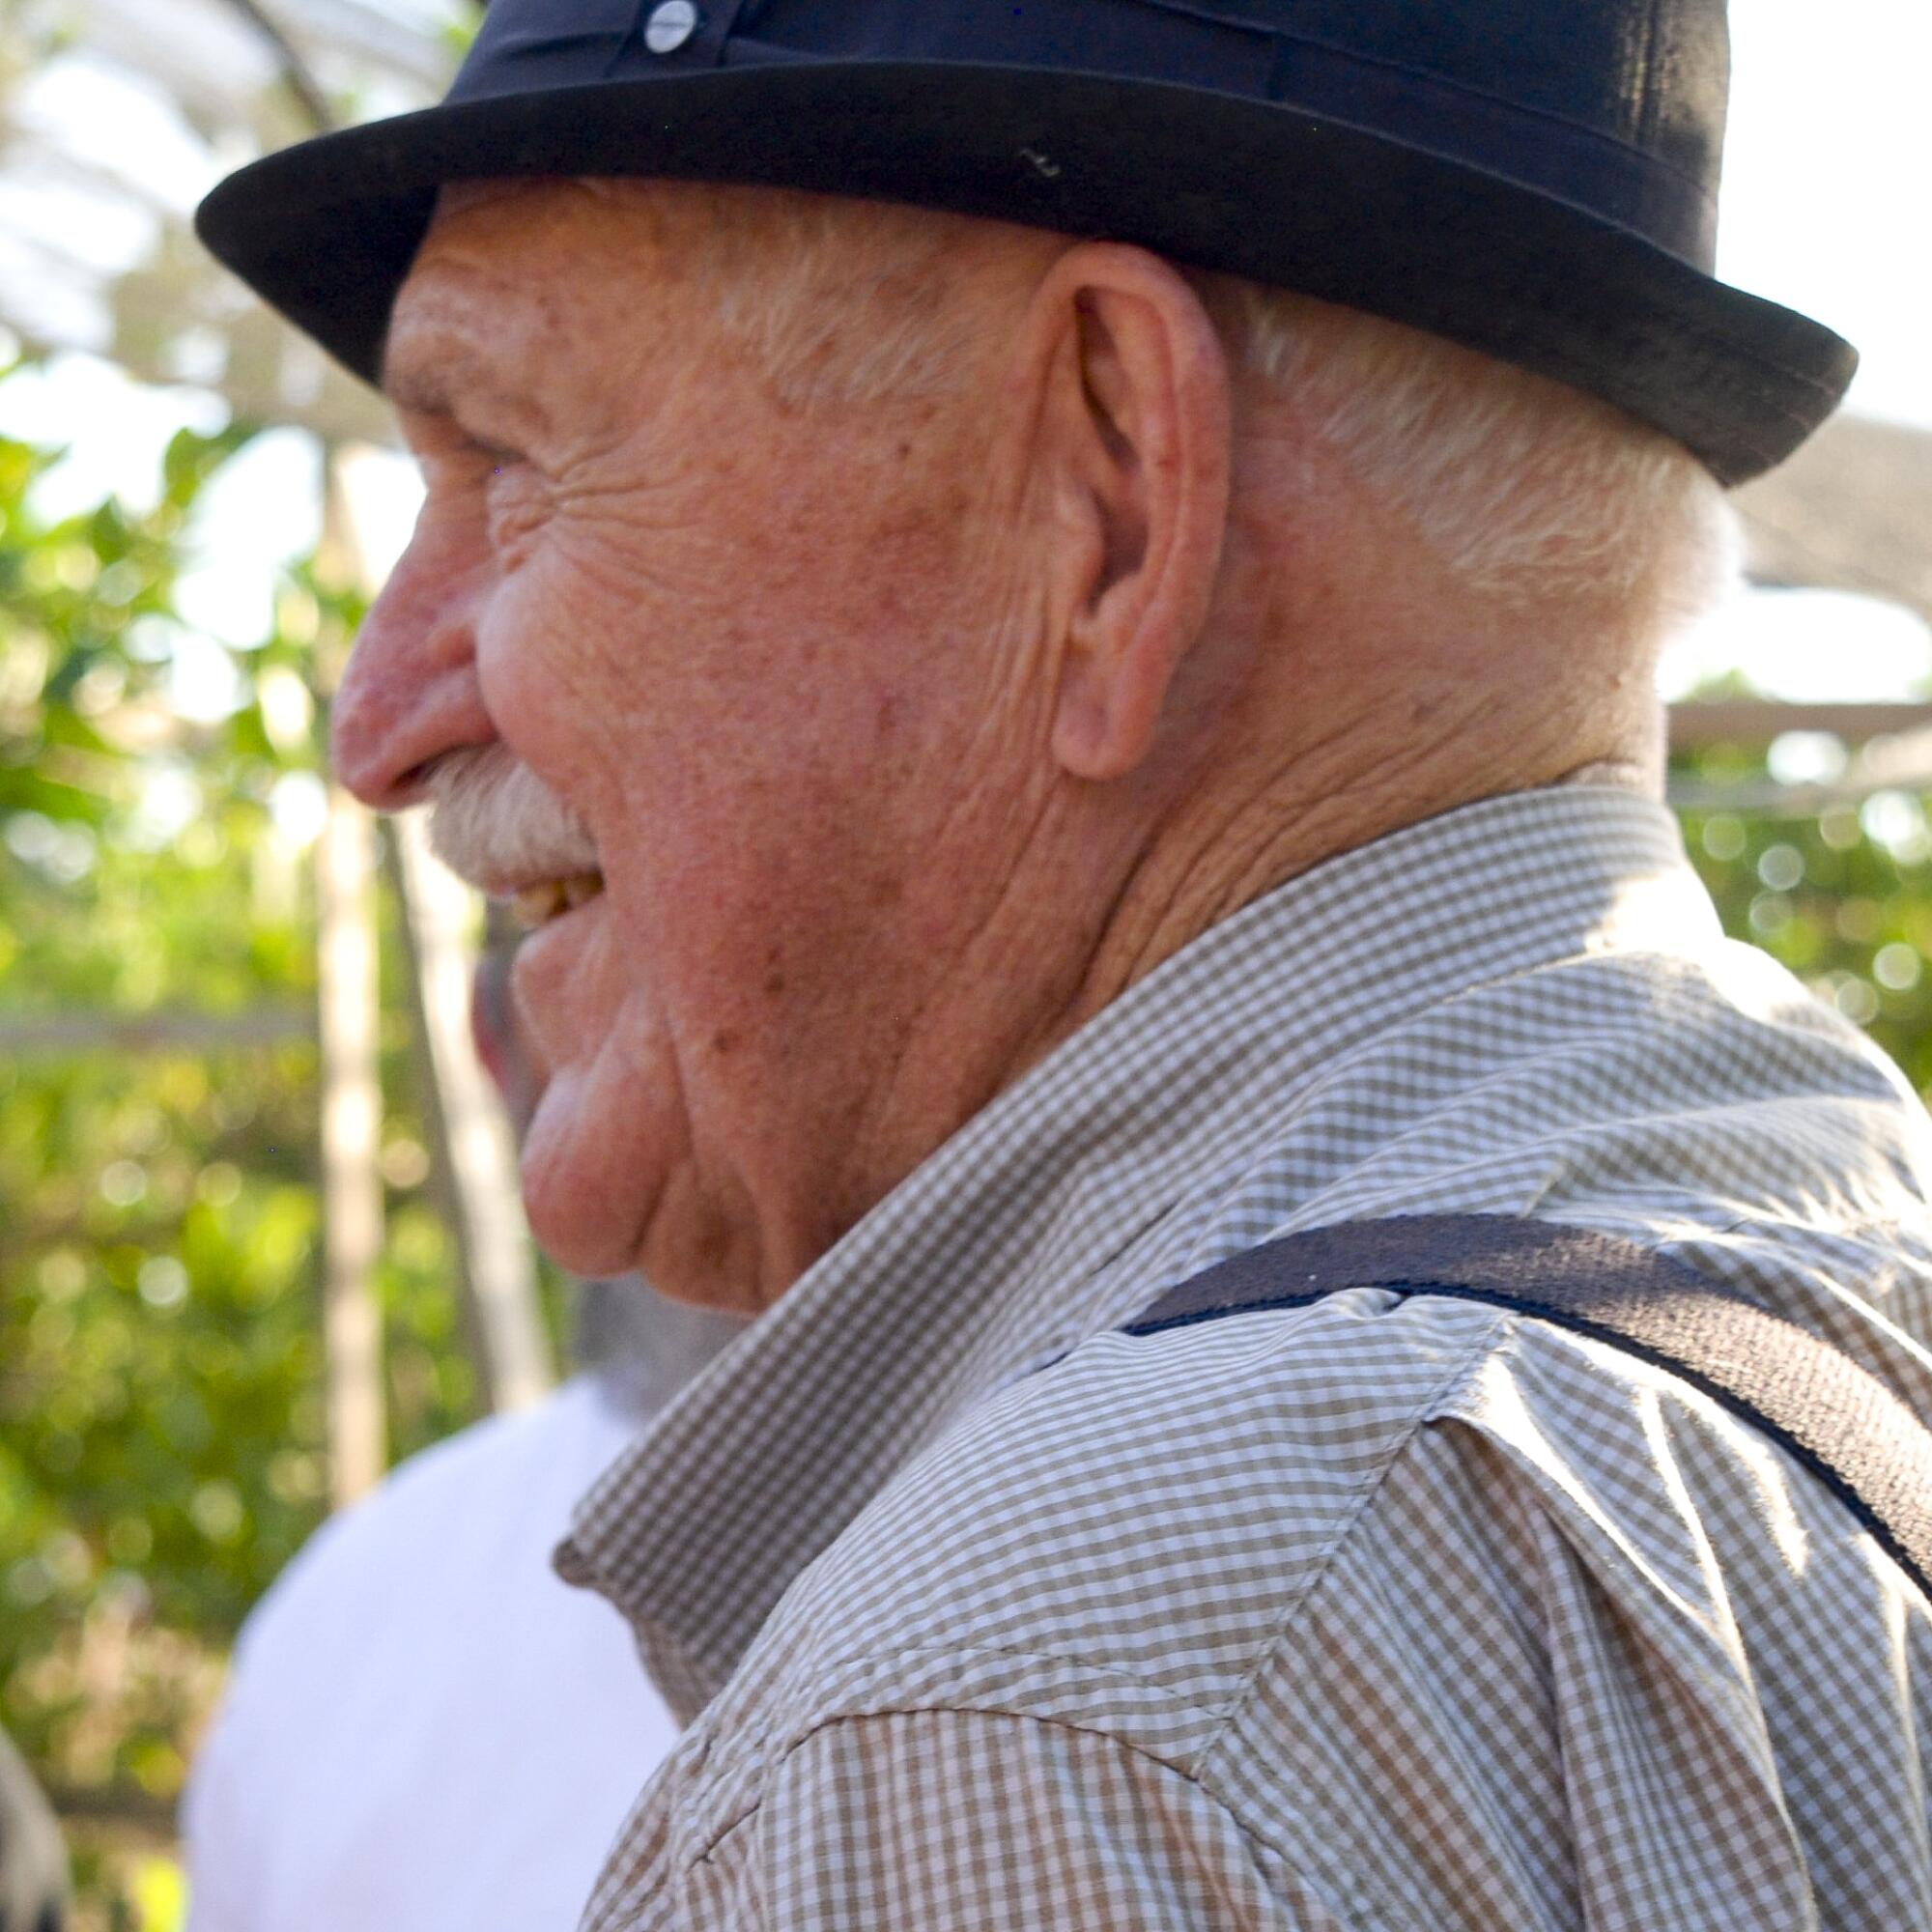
[{"x1": 329, "y1": 526, "x2": 497, "y2": 811}]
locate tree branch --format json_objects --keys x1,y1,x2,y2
[{"x1": 213, "y1": 0, "x2": 337, "y2": 135}]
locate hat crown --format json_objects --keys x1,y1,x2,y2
[
  {"x1": 459, "y1": 0, "x2": 1732, "y2": 262},
  {"x1": 1247, "y1": 0, "x2": 1731, "y2": 186},
  {"x1": 463, "y1": 1, "x2": 1731, "y2": 162}
]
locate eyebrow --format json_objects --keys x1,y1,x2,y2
[
  {"x1": 383, "y1": 329, "x2": 552, "y2": 445},
  {"x1": 383, "y1": 354, "x2": 452, "y2": 416}
]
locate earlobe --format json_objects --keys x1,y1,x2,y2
[{"x1": 1031, "y1": 246, "x2": 1233, "y2": 784}]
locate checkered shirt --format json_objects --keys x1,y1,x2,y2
[{"x1": 560, "y1": 786, "x2": 1932, "y2": 1930}]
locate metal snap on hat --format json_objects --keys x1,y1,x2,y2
[
  {"x1": 194, "y1": 0, "x2": 1857, "y2": 485},
  {"x1": 643, "y1": 2, "x2": 698, "y2": 55}
]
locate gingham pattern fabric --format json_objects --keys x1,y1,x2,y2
[{"x1": 562, "y1": 786, "x2": 1932, "y2": 1930}]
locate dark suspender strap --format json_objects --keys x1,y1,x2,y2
[{"x1": 1123, "y1": 1213, "x2": 1932, "y2": 1605}]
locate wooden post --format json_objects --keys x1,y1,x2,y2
[
  {"x1": 315, "y1": 780, "x2": 386, "y2": 1506},
  {"x1": 314, "y1": 446, "x2": 386, "y2": 1507},
  {"x1": 1735, "y1": 415, "x2": 1932, "y2": 628},
  {"x1": 388, "y1": 814, "x2": 554, "y2": 1413}
]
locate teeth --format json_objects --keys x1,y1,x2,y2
[
  {"x1": 512, "y1": 882, "x2": 566, "y2": 930},
  {"x1": 510, "y1": 872, "x2": 604, "y2": 931}
]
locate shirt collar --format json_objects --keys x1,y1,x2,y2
[{"x1": 556, "y1": 785, "x2": 1714, "y2": 1719}]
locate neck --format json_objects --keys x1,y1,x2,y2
[
  {"x1": 820, "y1": 604, "x2": 1660, "y2": 1298},
  {"x1": 1051, "y1": 621, "x2": 1664, "y2": 1036}
]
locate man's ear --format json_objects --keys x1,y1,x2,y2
[{"x1": 1018, "y1": 243, "x2": 1233, "y2": 782}]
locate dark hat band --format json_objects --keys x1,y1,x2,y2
[{"x1": 460, "y1": 0, "x2": 1719, "y2": 269}]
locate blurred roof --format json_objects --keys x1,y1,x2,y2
[
  {"x1": 0, "y1": 0, "x2": 468, "y2": 440},
  {"x1": 1737, "y1": 416, "x2": 1932, "y2": 628}
]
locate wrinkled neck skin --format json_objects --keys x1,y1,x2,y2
[{"x1": 982, "y1": 455, "x2": 1666, "y2": 1075}]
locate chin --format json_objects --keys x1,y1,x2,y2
[
  {"x1": 518, "y1": 1083, "x2": 775, "y2": 1316},
  {"x1": 516, "y1": 1085, "x2": 652, "y2": 1282},
  {"x1": 521, "y1": 1174, "x2": 641, "y2": 1285},
  {"x1": 638, "y1": 1263, "x2": 771, "y2": 1322},
  {"x1": 630, "y1": 1184, "x2": 779, "y2": 1320}
]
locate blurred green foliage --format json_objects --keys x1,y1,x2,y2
[
  {"x1": 0, "y1": 397, "x2": 490, "y2": 1894},
  {"x1": 1680, "y1": 785, "x2": 1932, "y2": 1094}
]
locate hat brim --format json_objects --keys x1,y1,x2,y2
[{"x1": 195, "y1": 60, "x2": 1855, "y2": 485}]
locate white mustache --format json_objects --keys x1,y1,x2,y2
[{"x1": 424, "y1": 745, "x2": 600, "y2": 895}]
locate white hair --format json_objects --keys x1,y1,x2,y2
[
  {"x1": 684, "y1": 187, "x2": 1739, "y2": 633},
  {"x1": 1223, "y1": 279, "x2": 1739, "y2": 620},
  {"x1": 688, "y1": 188, "x2": 1004, "y2": 408}
]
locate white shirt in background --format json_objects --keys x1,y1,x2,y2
[{"x1": 183, "y1": 1376, "x2": 671, "y2": 1931}]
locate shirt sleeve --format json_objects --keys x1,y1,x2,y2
[{"x1": 689, "y1": 1708, "x2": 1368, "y2": 1932}]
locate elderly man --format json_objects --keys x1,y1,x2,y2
[{"x1": 198, "y1": 5, "x2": 1932, "y2": 1928}]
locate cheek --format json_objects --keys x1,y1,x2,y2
[
  {"x1": 470, "y1": 560, "x2": 636, "y2": 799},
  {"x1": 477, "y1": 424, "x2": 994, "y2": 885}
]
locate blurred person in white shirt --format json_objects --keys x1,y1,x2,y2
[{"x1": 181, "y1": 943, "x2": 739, "y2": 1931}]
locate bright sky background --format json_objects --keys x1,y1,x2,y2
[
  {"x1": 1662, "y1": 0, "x2": 1932, "y2": 700},
  {"x1": 1, "y1": 0, "x2": 1927, "y2": 712},
  {"x1": 1721, "y1": 0, "x2": 1932, "y2": 432}
]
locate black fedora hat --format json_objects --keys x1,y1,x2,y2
[{"x1": 196, "y1": 0, "x2": 1855, "y2": 485}]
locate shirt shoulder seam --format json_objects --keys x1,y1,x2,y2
[
  {"x1": 690, "y1": 1702, "x2": 1430, "y2": 1930},
  {"x1": 1194, "y1": 1305, "x2": 1511, "y2": 1776}
]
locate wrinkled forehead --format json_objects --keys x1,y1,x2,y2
[
  {"x1": 382, "y1": 179, "x2": 711, "y2": 414},
  {"x1": 381, "y1": 176, "x2": 1041, "y2": 432}
]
